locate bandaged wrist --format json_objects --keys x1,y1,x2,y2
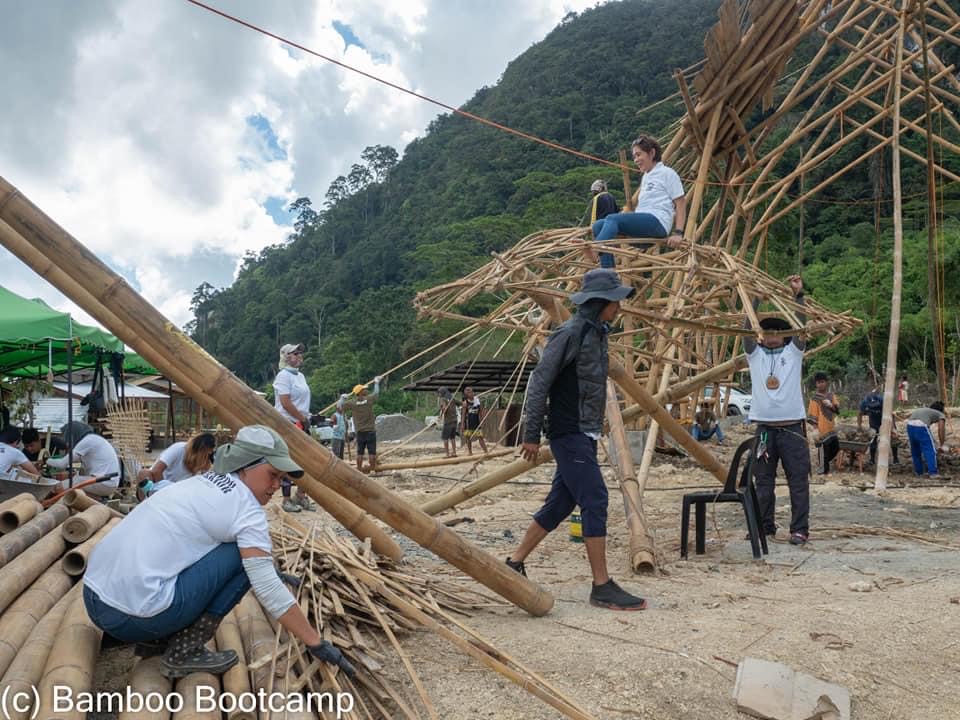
[{"x1": 242, "y1": 555, "x2": 295, "y2": 619}]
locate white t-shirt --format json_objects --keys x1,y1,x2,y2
[
  {"x1": 84, "y1": 471, "x2": 272, "y2": 617},
  {"x1": 46, "y1": 433, "x2": 120, "y2": 487},
  {"x1": 156, "y1": 441, "x2": 190, "y2": 484},
  {"x1": 0, "y1": 443, "x2": 29, "y2": 476},
  {"x1": 273, "y1": 368, "x2": 311, "y2": 422},
  {"x1": 747, "y1": 342, "x2": 806, "y2": 423},
  {"x1": 635, "y1": 162, "x2": 685, "y2": 235}
]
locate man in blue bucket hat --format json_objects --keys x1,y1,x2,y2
[{"x1": 506, "y1": 269, "x2": 647, "y2": 611}]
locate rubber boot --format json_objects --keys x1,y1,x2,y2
[{"x1": 159, "y1": 613, "x2": 238, "y2": 679}]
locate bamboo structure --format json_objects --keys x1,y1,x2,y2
[
  {"x1": 118, "y1": 658, "x2": 172, "y2": 720},
  {"x1": 61, "y1": 503, "x2": 112, "y2": 544},
  {"x1": 0, "y1": 521, "x2": 67, "y2": 615},
  {"x1": 62, "y1": 517, "x2": 121, "y2": 576},
  {"x1": 0, "y1": 563, "x2": 73, "y2": 678},
  {"x1": 0, "y1": 496, "x2": 42, "y2": 533},
  {"x1": 0, "y1": 503, "x2": 70, "y2": 569},
  {"x1": 35, "y1": 585, "x2": 102, "y2": 720},
  {"x1": 0, "y1": 585, "x2": 77, "y2": 720}
]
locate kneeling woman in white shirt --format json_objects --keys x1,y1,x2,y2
[
  {"x1": 82, "y1": 425, "x2": 353, "y2": 679},
  {"x1": 46, "y1": 421, "x2": 121, "y2": 497},
  {"x1": 136, "y1": 431, "x2": 216, "y2": 498}
]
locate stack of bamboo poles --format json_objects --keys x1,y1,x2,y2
[{"x1": 0, "y1": 489, "x2": 119, "y2": 720}]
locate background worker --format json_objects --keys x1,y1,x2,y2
[
  {"x1": 807, "y1": 371, "x2": 840, "y2": 475},
  {"x1": 21, "y1": 427, "x2": 66, "y2": 464},
  {"x1": 506, "y1": 269, "x2": 646, "y2": 611},
  {"x1": 342, "y1": 377, "x2": 381, "y2": 472},
  {"x1": 83, "y1": 425, "x2": 354, "y2": 680},
  {"x1": 691, "y1": 401, "x2": 725, "y2": 445},
  {"x1": 438, "y1": 387, "x2": 459, "y2": 457},
  {"x1": 0, "y1": 426, "x2": 41, "y2": 477},
  {"x1": 858, "y1": 389, "x2": 899, "y2": 465},
  {"x1": 273, "y1": 342, "x2": 316, "y2": 513},
  {"x1": 906, "y1": 401, "x2": 947, "y2": 478},
  {"x1": 46, "y1": 421, "x2": 121, "y2": 498},
  {"x1": 330, "y1": 402, "x2": 347, "y2": 459},
  {"x1": 136, "y1": 432, "x2": 217, "y2": 498},
  {"x1": 461, "y1": 386, "x2": 489, "y2": 455},
  {"x1": 582, "y1": 179, "x2": 619, "y2": 226}
]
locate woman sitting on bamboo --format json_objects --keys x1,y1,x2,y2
[
  {"x1": 136, "y1": 431, "x2": 217, "y2": 499},
  {"x1": 586, "y1": 135, "x2": 687, "y2": 268},
  {"x1": 83, "y1": 425, "x2": 354, "y2": 679}
]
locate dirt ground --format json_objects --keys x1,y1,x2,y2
[{"x1": 369, "y1": 423, "x2": 960, "y2": 720}]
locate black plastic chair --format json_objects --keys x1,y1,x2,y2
[{"x1": 680, "y1": 437, "x2": 768, "y2": 560}]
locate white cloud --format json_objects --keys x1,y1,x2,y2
[{"x1": 0, "y1": 0, "x2": 598, "y2": 335}]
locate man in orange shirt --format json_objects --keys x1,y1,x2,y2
[{"x1": 807, "y1": 372, "x2": 840, "y2": 474}]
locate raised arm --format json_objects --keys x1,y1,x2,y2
[
  {"x1": 788, "y1": 275, "x2": 807, "y2": 351},
  {"x1": 742, "y1": 298, "x2": 761, "y2": 354}
]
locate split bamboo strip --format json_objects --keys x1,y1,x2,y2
[
  {"x1": 0, "y1": 196, "x2": 552, "y2": 617},
  {"x1": 118, "y1": 657, "x2": 172, "y2": 720},
  {"x1": 0, "y1": 219, "x2": 401, "y2": 562},
  {"x1": 375, "y1": 447, "x2": 513, "y2": 472},
  {"x1": 35, "y1": 584, "x2": 102, "y2": 720},
  {"x1": 0, "y1": 585, "x2": 77, "y2": 720},
  {"x1": 0, "y1": 496, "x2": 42, "y2": 533},
  {"x1": 213, "y1": 609, "x2": 254, "y2": 720},
  {"x1": 62, "y1": 517, "x2": 121, "y2": 577},
  {"x1": 0, "y1": 521, "x2": 68, "y2": 616},
  {"x1": 0, "y1": 562, "x2": 73, "y2": 678},
  {"x1": 0, "y1": 503, "x2": 70, "y2": 569},
  {"x1": 61, "y1": 503, "x2": 112, "y2": 544},
  {"x1": 62, "y1": 487, "x2": 124, "y2": 519}
]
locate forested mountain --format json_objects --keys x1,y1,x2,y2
[{"x1": 189, "y1": 0, "x2": 960, "y2": 409}]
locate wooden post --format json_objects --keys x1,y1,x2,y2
[{"x1": 0, "y1": 178, "x2": 554, "y2": 617}]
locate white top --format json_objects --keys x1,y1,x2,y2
[
  {"x1": 747, "y1": 342, "x2": 806, "y2": 423},
  {"x1": 635, "y1": 162, "x2": 685, "y2": 235},
  {"x1": 273, "y1": 368, "x2": 311, "y2": 422},
  {"x1": 46, "y1": 433, "x2": 120, "y2": 487},
  {"x1": 156, "y1": 441, "x2": 190, "y2": 483},
  {"x1": 84, "y1": 471, "x2": 272, "y2": 617},
  {"x1": 0, "y1": 443, "x2": 29, "y2": 476}
]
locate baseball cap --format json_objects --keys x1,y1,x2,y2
[{"x1": 213, "y1": 425, "x2": 304, "y2": 478}]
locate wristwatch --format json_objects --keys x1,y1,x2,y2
[{"x1": 671, "y1": 228, "x2": 684, "y2": 236}]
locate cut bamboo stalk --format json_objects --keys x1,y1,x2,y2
[
  {"x1": 0, "y1": 496, "x2": 43, "y2": 533},
  {"x1": 0, "y1": 520, "x2": 68, "y2": 616},
  {"x1": 0, "y1": 190, "x2": 553, "y2": 618},
  {"x1": 0, "y1": 220, "x2": 400, "y2": 562},
  {"x1": 0, "y1": 503, "x2": 70, "y2": 569},
  {"x1": 35, "y1": 584, "x2": 102, "y2": 720},
  {"x1": 0, "y1": 562, "x2": 73, "y2": 678},
  {"x1": 375, "y1": 447, "x2": 512, "y2": 472},
  {"x1": 0, "y1": 492, "x2": 35, "y2": 515},
  {"x1": 61, "y1": 503, "x2": 112, "y2": 544},
  {"x1": 118, "y1": 657, "x2": 172, "y2": 720},
  {"x1": 0, "y1": 584, "x2": 77, "y2": 720},
  {"x1": 62, "y1": 487, "x2": 124, "y2": 519},
  {"x1": 62, "y1": 517, "x2": 121, "y2": 576},
  {"x1": 213, "y1": 610, "x2": 254, "y2": 720}
]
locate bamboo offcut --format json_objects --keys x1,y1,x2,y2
[
  {"x1": 0, "y1": 503, "x2": 70, "y2": 569},
  {"x1": 0, "y1": 522, "x2": 67, "y2": 616},
  {"x1": 0, "y1": 183, "x2": 553, "y2": 617},
  {"x1": 62, "y1": 487, "x2": 124, "y2": 519},
  {"x1": 0, "y1": 496, "x2": 42, "y2": 533},
  {"x1": 0, "y1": 563, "x2": 73, "y2": 679},
  {"x1": 0, "y1": 585, "x2": 77, "y2": 720},
  {"x1": 61, "y1": 503, "x2": 112, "y2": 544},
  {"x1": 62, "y1": 517, "x2": 121, "y2": 576},
  {"x1": 118, "y1": 657, "x2": 172, "y2": 720}
]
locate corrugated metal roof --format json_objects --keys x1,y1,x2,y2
[{"x1": 31, "y1": 398, "x2": 86, "y2": 431}]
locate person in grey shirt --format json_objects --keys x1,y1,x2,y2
[{"x1": 906, "y1": 401, "x2": 947, "y2": 477}]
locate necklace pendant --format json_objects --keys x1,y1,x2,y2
[{"x1": 766, "y1": 375, "x2": 780, "y2": 390}]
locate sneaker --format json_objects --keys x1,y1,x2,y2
[
  {"x1": 296, "y1": 493, "x2": 317, "y2": 511},
  {"x1": 789, "y1": 531, "x2": 809, "y2": 546},
  {"x1": 745, "y1": 527, "x2": 778, "y2": 541},
  {"x1": 505, "y1": 557, "x2": 527, "y2": 577},
  {"x1": 282, "y1": 498, "x2": 302, "y2": 513},
  {"x1": 589, "y1": 579, "x2": 647, "y2": 611}
]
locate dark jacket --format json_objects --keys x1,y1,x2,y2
[{"x1": 523, "y1": 306, "x2": 609, "y2": 443}]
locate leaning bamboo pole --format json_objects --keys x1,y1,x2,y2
[
  {"x1": 62, "y1": 517, "x2": 121, "y2": 577},
  {"x1": 0, "y1": 585, "x2": 77, "y2": 720},
  {"x1": 35, "y1": 584, "x2": 102, "y2": 720},
  {"x1": 0, "y1": 496, "x2": 42, "y2": 533},
  {"x1": 876, "y1": 8, "x2": 907, "y2": 493},
  {"x1": 61, "y1": 503, "x2": 112, "y2": 544},
  {"x1": 214, "y1": 609, "x2": 254, "y2": 720},
  {"x1": 0, "y1": 184, "x2": 553, "y2": 617},
  {"x1": 0, "y1": 562, "x2": 73, "y2": 678},
  {"x1": 0, "y1": 223, "x2": 400, "y2": 561},
  {"x1": 375, "y1": 447, "x2": 513, "y2": 472},
  {"x1": 0, "y1": 503, "x2": 70, "y2": 569},
  {"x1": 0, "y1": 521, "x2": 67, "y2": 616},
  {"x1": 118, "y1": 657, "x2": 172, "y2": 720}
]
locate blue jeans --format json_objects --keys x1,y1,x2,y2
[
  {"x1": 692, "y1": 424, "x2": 725, "y2": 443},
  {"x1": 83, "y1": 543, "x2": 250, "y2": 642},
  {"x1": 591, "y1": 212, "x2": 668, "y2": 268},
  {"x1": 907, "y1": 424, "x2": 938, "y2": 475},
  {"x1": 533, "y1": 434, "x2": 608, "y2": 537}
]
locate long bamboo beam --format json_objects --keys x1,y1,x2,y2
[
  {"x1": 375, "y1": 447, "x2": 513, "y2": 472},
  {"x1": 0, "y1": 177, "x2": 554, "y2": 617}
]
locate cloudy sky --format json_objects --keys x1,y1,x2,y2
[{"x1": 0, "y1": 0, "x2": 597, "y2": 332}]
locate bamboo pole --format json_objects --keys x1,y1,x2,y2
[
  {"x1": 876, "y1": 7, "x2": 907, "y2": 493},
  {"x1": 35, "y1": 584, "x2": 102, "y2": 720},
  {"x1": 214, "y1": 610, "x2": 254, "y2": 720},
  {"x1": 62, "y1": 487, "x2": 124, "y2": 519},
  {"x1": 118, "y1": 657, "x2": 172, "y2": 720},
  {"x1": 0, "y1": 585, "x2": 77, "y2": 720},
  {"x1": 61, "y1": 503, "x2": 112, "y2": 544},
  {"x1": 0, "y1": 563, "x2": 73, "y2": 678},
  {"x1": 62, "y1": 517, "x2": 121, "y2": 576},
  {"x1": 375, "y1": 447, "x2": 513, "y2": 472},
  {"x1": 0, "y1": 220, "x2": 401, "y2": 561},
  {"x1": 172, "y1": 666, "x2": 220, "y2": 720},
  {"x1": 0, "y1": 496, "x2": 42, "y2": 533},
  {"x1": 0, "y1": 503, "x2": 70, "y2": 569},
  {"x1": 0, "y1": 520, "x2": 67, "y2": 616},
  {"x1": 0, "y1": 186, "x2": 553, "y2": 617}
]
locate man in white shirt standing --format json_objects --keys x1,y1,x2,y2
[
  {"x1": 272, "y1": 342, "x2": 316, "y2": 512},
  {"x1": 743, "y1": 275, "x2": 811, "y2": 546}
]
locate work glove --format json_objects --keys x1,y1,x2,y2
[
  {"x1": 278, "y1": 571, "x2": 301, "y2": 589},
  {"x1": 308, "y1": 640, "x2": 356, "y2": 678}
]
